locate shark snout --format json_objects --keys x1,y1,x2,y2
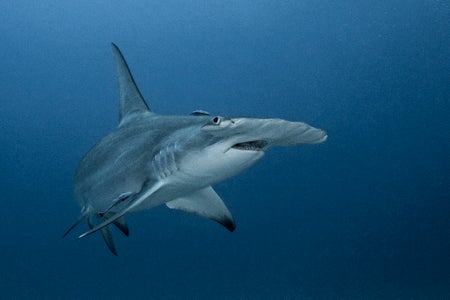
[{"x1": 229, "y1": 117, "x2": 328, "y2": 147}]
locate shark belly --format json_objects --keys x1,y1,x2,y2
[{"x1": 128, "y1": 149, "x2": 265, "y2": 213}]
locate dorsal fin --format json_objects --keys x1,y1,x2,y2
[
  {"x1": 111, "y1": 43, "x2": 152, "y2": 125},
  {"x1": 190, "y1": 110, "x2": 210, "y2": 116}
]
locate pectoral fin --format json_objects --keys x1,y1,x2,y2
[
  {"x1": 79, "y1": 180, "x2": 163, "y2": 239},
  {"x1": 166, "y1": 186, "x2": 236, "y2": 232}
]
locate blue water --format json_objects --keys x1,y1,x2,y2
[{"x1": 1, "y1": 1, "x2": 449, "y2": 299}]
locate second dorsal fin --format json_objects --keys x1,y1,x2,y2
[{"x1": 111, "y1": 43, "x2": 152, "y2": 125}]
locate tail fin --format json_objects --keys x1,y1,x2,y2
[
  {"x1": 64, "y1": 210, "x2": 130, "y2": 256},
  {"x1": 63, "y1": 211, "x2": 88, "y2": 238},
  {"x1": 97, "y1": 213, "x2": 118, "y2": 256}
]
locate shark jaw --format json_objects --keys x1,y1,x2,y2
[
  {"x1": 231, "y1": 140, "x2": 269, "y2": 151},
  {"x1": 178, "y1": 137, "x2": 266, "y2": 186}
]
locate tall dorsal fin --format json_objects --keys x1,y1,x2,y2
[{"x1": 111, "y1": 43, "x2": 152, "y2": 125}]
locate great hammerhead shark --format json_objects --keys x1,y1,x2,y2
[{"x1": 64, "y1": 44, "x2": 327, "y2": 255}]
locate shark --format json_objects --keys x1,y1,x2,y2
[{"x1": 64, "y1": 43, "x2": 328, "y2": 255}]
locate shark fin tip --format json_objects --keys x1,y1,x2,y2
[
  {"x1": 221, "y1": 219, "x2": 236, "y2": 232},
  {"x1": 63, "y1": 212, "x2": 88, "y2": 238}
]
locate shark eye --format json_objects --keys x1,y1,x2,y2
[
  {"x1": 201, "y1": 116, "x2": 228, "y2": 130},
  {"x1": 212, "y1": 116, "x2": 222, "y2": 125}
]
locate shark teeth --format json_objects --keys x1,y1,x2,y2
[{"x1": 231, "y1": 140, "x2": 268, "y2": 151}]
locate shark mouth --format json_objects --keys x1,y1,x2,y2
[{"x1": 231, "y1": 140, "x2": 268, "y2": 151}]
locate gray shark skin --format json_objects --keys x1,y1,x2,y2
[{"x1": 64, "y1": 43, "x2": 327, "y2": 255}]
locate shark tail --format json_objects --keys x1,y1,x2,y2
[
  {"x1": 98, "y1": 212, "x2": 130, "y2": 236},
  {"x1": 95, "y1": 213, "x2": 132, "y2": 255},
  {"x1": 64, "y1": 210, "x2": 130, "y2": 256},
  {"x1": 97, "y1": 214, "x2": 118, "y2": 256},
  {"x1": 63, "y1": 211, "x2": 88, "y2": 238}
]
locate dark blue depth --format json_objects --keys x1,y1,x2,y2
[{"x1": 0, "y1": 1, "x2": 449, "y2": 298}]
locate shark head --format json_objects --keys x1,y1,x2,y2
[
  {"x1": 65, "y1": 43, "x2": 327, "y2": 255},
  {"x1": 177, "y1": 115, "x2": 327, "y2": 185}
]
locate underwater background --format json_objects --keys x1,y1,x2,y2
[{"x1": 1, "y1": 1, "x2": 449, "y2": 299}]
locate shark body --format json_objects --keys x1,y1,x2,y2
[{"x1": 64, "y1": 44, "x2": 327, "y2": 255}]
